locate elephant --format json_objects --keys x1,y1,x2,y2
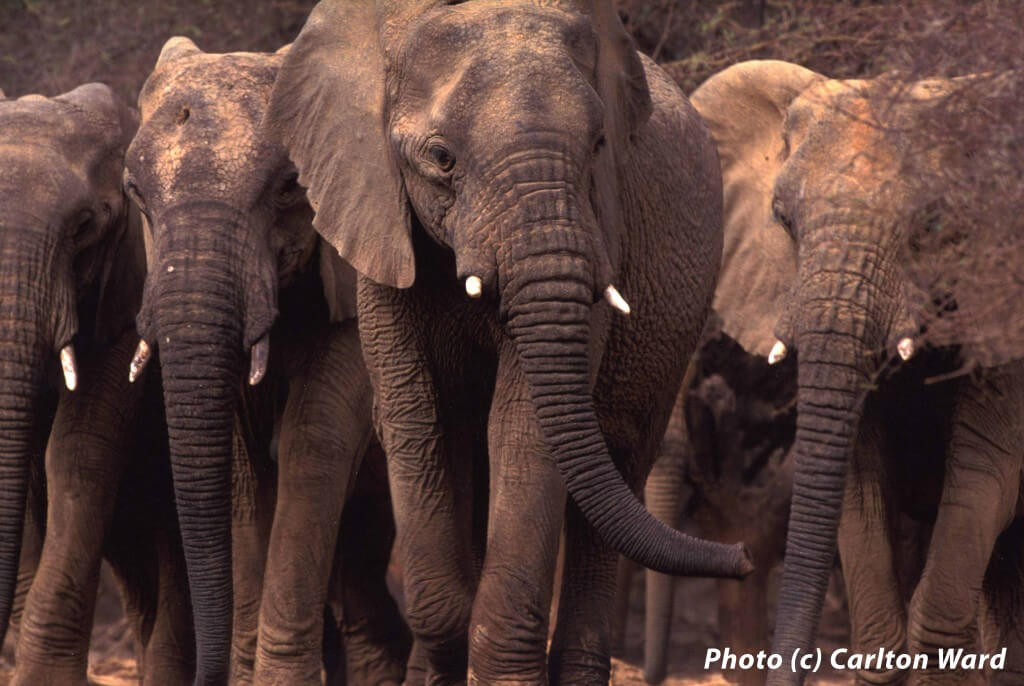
[
  {"x1": 264, "y1": 1, "x2": 753, "y2": 683},
  {"x1": 0, "y1": 85, "x2": 195, "y2": 684},
  {"x1": 691, "y1": 60, "x2": 1024, "y2": 685},
  {"x1": 123, "y1": 38, "x2": 410, "y2": 685},
  {"x1": 626, "y1": 318, "x2": 796, "y2": 686}
]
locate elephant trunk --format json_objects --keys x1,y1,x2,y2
[
  {"x1": 767, "y1": 240, "x2": 889, "y2": 685},
  {"x1": 152, "y1": 245, "x2": 246, "y2": 686},
  {"x1": 0, "y1": 338, "x2": 44, "y2": 648},
  {"x1": 0, "y1": 224, "x2": 70, "y2": 645},
  {"x1": 503, "y1": 232, "x2": 751, "y2": 578}
]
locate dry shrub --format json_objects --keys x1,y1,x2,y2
[
  {"x1": 870, "y1": 2, "x2": 1024, "y2": 371},
  {"x1": 0, "y1": 1, "x2": 316, "y2": 104}
]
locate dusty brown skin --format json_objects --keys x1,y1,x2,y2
[
  {"x1": 265, "y1": 1, "x2": 750, "y2": 684},
  {"x1": 693, "y1": 60, "x2": 1024, "y2": 686},
  {"x1": 0, "y1": 85, "x2": 195, "y2": 685},
  {"x1": 125, "y1": 39, "x2": 410, "y2": 686}
]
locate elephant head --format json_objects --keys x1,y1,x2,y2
[
  {"x1": 264, "y1": 0, "x2": 751, "y2": 579},
  {"x1": 0, "y1": 84, "x2": 141, "y2": 645},
  {"x1": 691, "y1": 60, "x2": 1014, "y2": 682},
  {"x1": 123, "y1": 37, "x2": 357, "y2": 682}
]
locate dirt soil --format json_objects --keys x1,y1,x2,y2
[{"x1": 0, "y1": 562, "x2": 853, "y2": 685}]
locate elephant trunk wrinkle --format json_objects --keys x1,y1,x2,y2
[
  {"x1": 155, "y1": 288, "x2": 242, "y2": 685},
  {"x1": 504, "y1": 253, "x2": 752, "y2": 579},
  {"x1": 0, "y1": 237, "x2": 63, "y2": 648},
  {"x1": 768, "y1": 313, "x2": 874, "y2": 685}
]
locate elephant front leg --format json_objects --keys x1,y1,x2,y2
[
  {"x1": 839, "y1": 424, "x2": 908, "y2": 686},
  {"x1": 467, "y1": 353, "x2": 566, "y2": 685},
  {"x1": 231, "y1": 428, "x2": 275, "y2": 685},
  {"x1": 254, "y1": 323, "x2": 372, "y2": 685},
  {"x1": 360, "y1": 284, "x2": 476, "y2": 686},
  {"x1": 334, "y1": 443, "x2": 410, "y2": 686},
  {"x1": 907, "y1": 372, "x2": 1024, "y2": 686},
  {"x1": 548, "y1": 501, "x2": 618, "y2": 686}
]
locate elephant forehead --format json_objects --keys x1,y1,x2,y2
[
  {"x1": 393, "y1": 5, "x2": 602, "y2": 150},
  {"x1": 136, "y1": 53, "x2": 280, "y2": 199},
  {"x1": 400, "y1": 3, "x2": 596, "y2": 83}
]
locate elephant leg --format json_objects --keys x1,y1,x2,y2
[
  {"x1": 231, "y1": 428, "x2": 276, "y2": 685},
  {"x1": 335, "y1": 443, "x2": 410, "y2": 686},
  {"x1": 254, "y1": 322, "x2": 373, "y2": 685},
  {"x1": 907, "y1": 372, "x2": 1024, "y2": 686},
  {"x1": 642, "y1": 396, "x2": 687, "y2": 684},
  {"x1": 609, "y1": 556, "x2": 635, "y2": 658},
  {"x1": 12, "y1": 338, "x2": 140, "y2": 686},
  {"x1": 548, "y1": 501, "x2": 618, "y2": 686},
  {"x1": 980, "y1": 521, "x2": 1024, "y2": 686},
  {"x1": 838, "y1": 424, "x2": 908, "y2": 686},
  {"x1": 360, "y1": 285, "x2": 475, "y2": 686},
  {"x1": 467, "y1": 354, "x2": 565, "y2": 685}
]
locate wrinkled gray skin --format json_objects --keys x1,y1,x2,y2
[
  {"x1": 0, "y1": 85, "x2": 194, "y2": 685},
  {"x1": 124, "y1": 40, "x2": 410, "y2": 686},
  {"x1": 266, "y1": 2, "x2": 751, "y2": 684},
  {"x1": 634, "y1": 323, "x2": 796, "y2": 686},
  {"x1": 693, "y1": 60, "x2": 1024, "y2": 686}
]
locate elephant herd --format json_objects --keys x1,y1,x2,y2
[{"x1": 0, "y1": 1, "x2": 1021, "y2": 685}]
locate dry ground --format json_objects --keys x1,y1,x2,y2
[{"x1": 0, "y1": 563, "x2": 853, "y2": 685}]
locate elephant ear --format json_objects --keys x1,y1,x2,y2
[
  {"x1": 264, "y1": 0, "x2": 415, "y2": 289},
  {"x1": 690, "y1": 60, "x2": 825, "y2": 357},
  {"x1": 94, "y1": 205, "x2": 147, "y2": 342},
  {"x1": 568, "y1": 0, "x2": 652, "y2": 141},
  {"x1": 318, "y1": 239, "x2": 359, "y2": 322},
  {"x1": 561, "y1": 0, "x2": 652, "y2": 280}
]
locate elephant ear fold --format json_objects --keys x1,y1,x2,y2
[
  {"x1": 690, "y1": 60, "x2": 825, "y2": 358},
  {"x1": 264, "y1": 0, "x2": 415, "y2": 289},
  {"x1": 318, "y1": 239, "x2": 359, "y2": 323},
  {"x1": 582, "y1": 0, "x2": 652, "y2": 141},
  {"x1": 94, "y1": 204, "x2": 147, "y2": 342}
]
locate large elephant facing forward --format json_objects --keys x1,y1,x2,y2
[
  {"x1": 266, "y1": 1, "x2": 751, "y2": 683},
  {"x1": 124, "y1": 39, "x2": 410, "y2": 686},
  {"x1": 693, "y1": 60, "x2": 1024, "y2": 685},
  {"x1": 0, "y1": 86, "x2": 193, "y2": 685}
]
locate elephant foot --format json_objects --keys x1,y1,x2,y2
[
  {"x1": 10, "y1": 663, "x2": 89, "y2": 686},
  {"x1": 906, "y1": 671, "x2": 986, "y2": 686}
]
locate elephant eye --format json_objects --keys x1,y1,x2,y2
[
  {"x1": 276, "y1": 171, "x2": 304, "y2": 208},
  {"x1": 427, "y1": 142, "x2": 455, "y2": 172},
  {"x1": 772, "y1": 196, "x2": 795, "y2": 236}
]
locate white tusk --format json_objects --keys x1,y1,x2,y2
[
  {"x1": 604, "y1": 285, "x2": 630, "y2": 315},
  {"x1": 897, "y1": 337, "x2": 914, "y2": 361},
  {"x1": 465, "y1": 275, "x2": 483, "y2": 298},
  {"x1": 129, "y1": 339, "x2": 152, "y2": 384},
  {"x1": 768, "y1": 340, "x2": 788, "y2": 365},
  {"x1": 59, "y1": 345, "x2": 77, "y2": 391},
  {"x1": 249, "y1": 337, "x2": 269, "y2": 386}
]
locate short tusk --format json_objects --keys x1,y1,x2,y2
[
  {"x1": 768, "y1": 340, "x2": 788, "y2": 365},
  {"x1": 604, "y1": 285, "x2": 630, "y2": 315},
  {"x1": 129, "y1": 339, "x2": 152, "y2": 384},
  {"x1": 59, "y1": 345, "x2": 77, "y2": 391},
  {"x1": 249, "y1": 337, "x2": 269, "y2": 386},
  {"x1": 465, "y1": 275, "x2": 482, "y2": 299},
  {"x1": 897, "y1": 337, "x2": 914, "y2": 361}
]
